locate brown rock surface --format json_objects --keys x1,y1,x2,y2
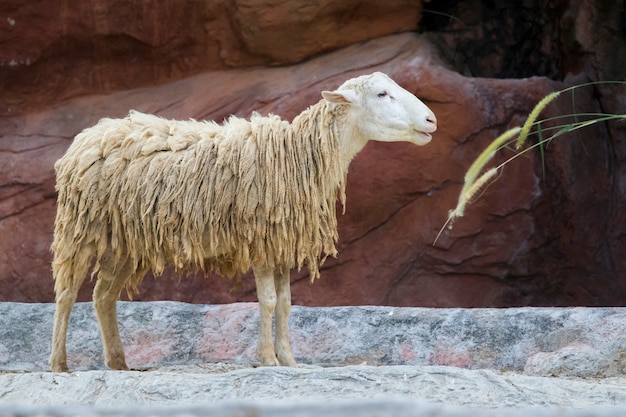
[
  {"x1": 0, "y1": 0, "x2": 624, "y2": 306},
  {"x1": 0, "y1": 0, "x2": 422, "y2": 116}
]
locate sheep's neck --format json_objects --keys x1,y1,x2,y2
[
  {"x1": 293, "y1": 100, "x2": 367, "y2": 177},
  {"x1": 338, "y1": 128, "x2": 368, "y2": 173}
]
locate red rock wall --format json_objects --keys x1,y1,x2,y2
[
  {"x1": 0, "y1": 0, "x2": 422, "y2": 116},
  {"x1": 0, "y1": 0, "x2": 624, "y2": 306}
]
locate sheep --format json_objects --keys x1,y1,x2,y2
[{"x1": 49, "y1": 71, "x2": 437, "y2": 372}]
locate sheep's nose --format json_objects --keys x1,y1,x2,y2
[{"x1": 425, "y1": 113, "x2": 437, "y2": 132}]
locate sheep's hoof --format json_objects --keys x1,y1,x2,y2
[
  {"x1": 106, "y1": 358, "x2": 129, "y2": 371},
  {"x1": 278, "y1": 355, "x2": 297, "y2": 367},
  {"x1": 50, "y1": 362, "x2": 70, "y2": 373},
  {"x1": 260, "y1": 355, "x2": 280, "y2": 367}
]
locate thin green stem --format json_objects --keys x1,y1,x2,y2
[
  {"x1": 537, "y1": 123, "x2": 546, "y2": 184},
  {"x1": 433, "y1": 81, "x2": 626, "y2": 245},
  {"x1": 495, "y1": 115, "x2": 625, "y2": 170},
  {"x1": 422, "y1": 9, "x2": 469, "y2": 28},
  {"x1": 460, "y1": 127, "x2": 521, "y2": 202}
]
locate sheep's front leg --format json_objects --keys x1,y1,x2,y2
[
  {"x1": 253, "y1": 266, "x2": 280, "y2": 366},
  {"x1": 274, "y1": 266, "x2": 296, "y2": 367}
]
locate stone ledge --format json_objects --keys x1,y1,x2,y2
[{"x1": 1, "y1": 302, "x2": 625, "y2": 377}]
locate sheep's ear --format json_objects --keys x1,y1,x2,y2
[{"x1": 322, "y1": 89, "x2": 356, "y2": 104}]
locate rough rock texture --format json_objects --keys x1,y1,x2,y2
[
  {"x1": 0, "y1": 0, "x2": 624, "y2": 307},
  {"x1": 3, "y1": 365, "x2": 626, "y2": 409},
  {"x1": 2, "y1": 304, "x2": 626, "y2": 415},
  {"x1": 0, "y1": 0, "x2": 424, "y2": 116},
  {"x1": 2, "y1": 302, "x2": 626, "y2": 376}
]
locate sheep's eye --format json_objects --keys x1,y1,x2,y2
[{"x1": 377, "y1": 91, "x2": 387, "y2": 98}]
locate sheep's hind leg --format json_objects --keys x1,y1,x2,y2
[
  {"x1": 50, "y1": 264, "x2": 89, "y2": 372},
  {"x1": 93, "y1": 256, "x2": 143, "y2": 370},
  {"x1": 253, "y1": 266, "x2": 280, "y2": 366},
  {"x1": 274, "y1": 266, "x2": 297, "y2": 367}
]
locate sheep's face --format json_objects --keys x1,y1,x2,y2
[{"x1": 322, "y1": 72, "x2": 437, "y2": 146}]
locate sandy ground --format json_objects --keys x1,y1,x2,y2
[{"x1": 1, "y1": 363, "x2": 626, "y2": 414}]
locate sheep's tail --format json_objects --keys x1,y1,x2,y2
[
  {"x1": 50, "y1": 198, "x2": 95, "y2": 296},
  {"x1": 51, "y1": 239, "x2": 93, "y2": 297}
]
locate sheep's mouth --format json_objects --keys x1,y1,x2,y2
[{"x1": 413, "y1": 130, "x2": 433, "y2": 145}]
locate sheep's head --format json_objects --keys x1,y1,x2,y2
[{"x1": 322, "y1": 72, "x2": 437, "y2": 146}]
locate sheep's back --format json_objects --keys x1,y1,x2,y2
[{"x1": 53, "y1": 112, "x2": 236, "y2": 278}]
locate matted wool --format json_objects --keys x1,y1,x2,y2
[{"x1": 51, "y1": 101, "x2": 347, "y2": 295}]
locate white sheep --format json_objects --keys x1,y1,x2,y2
[{"x1": 49, "y1": 72, "x2": 437, "y2": 371}]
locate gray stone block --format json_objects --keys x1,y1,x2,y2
[{"x1": 1, "y1": 302, "x2": 625, "y2": 377}]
